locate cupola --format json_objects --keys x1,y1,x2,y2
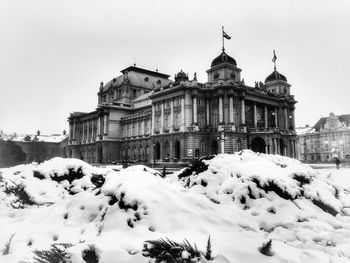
[
  {"x1": 207, "y1": 50, "x2": 242, "y2": 83},
  {"x1": 174, "y1": 70, "x2": 189, "y2": 83}
]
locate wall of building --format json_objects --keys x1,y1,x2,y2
[{"x1": 13, "y1": 139, "x2": 68, "y2": 164}]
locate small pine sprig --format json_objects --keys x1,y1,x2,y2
[
  {"x1": 33, "y1": 243, "x2": 73, "y2": 263},
  {"x1": 4, "y1": 179, "x2": 36, "y2": 208},
  {"x1": 143, "y1": 237, "x2": 201, "y2": 262},
  {"x1": 2, "y1": 233, "x2": 15, "y2": 255},
  {"x1": 259, "y1": 239, "x2": 273, "y2": 256},
  {"x1": 205, "y1": 235, "x2": 212, "y2": 260}
]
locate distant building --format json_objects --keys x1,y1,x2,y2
[
  {"x1": 67, "y1": 47, "x2": 297, "y2": 164},
  {"x1": 0, "y1": 133, "x2": 68, "y2": 165},
  {"x1": 296, "y1": 113, "x2": 350, "y2": 162}
]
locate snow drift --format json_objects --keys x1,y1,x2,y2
[{"x1": 0, "y1": 151, "x2": 349, "y2": 263}]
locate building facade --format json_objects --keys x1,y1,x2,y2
[
  {"x1": 297, "y1": 113, "x2": 350, "y2": 162},
  {"x1": 68, "y1": 49, "x2": 297, "y2": 164}
]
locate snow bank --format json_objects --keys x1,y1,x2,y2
[{"x1": 0, "y1": 152, "x2": 349, "y2": 263}]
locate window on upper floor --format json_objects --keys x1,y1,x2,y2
[
  {"x1": 231, "y1": 73, "x2": 236, "y2": 79},
  {"x1": 175, "y1": 97, "x2": 181, "y2": 106},
  {"x1": 164, "y1": 114, "x2": 169, "y2": 130},
  {"x1": 155, "y1": 117, "x2": 160, "y2": 131},
  {"x1": 214, "y1": 73, "x2": 219, "y2": 80}
]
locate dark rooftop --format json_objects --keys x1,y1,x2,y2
[{"x1": 121, "y1": 66, "x2": 170, "y2": 79}]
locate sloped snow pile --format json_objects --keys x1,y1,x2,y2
[
  {"x1": 0, "y1": 157, "x2": 112, "y2": 206},
  {"x1": 0, "y1": 153, "x2": 350, "y2": 263},
  {"x1": 178, "y1": 150, "x2": 350, "y2": 259}
]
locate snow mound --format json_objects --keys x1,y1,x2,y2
[
  {"x1": 0, "y1": 157, "x2": 112, "y2": 206},
  {"x1": 0, "y1": 152, "x2": 349, "y2": 263},
  {"x1": 180, "y1": 150, "x2": 349, "y2": 217}
]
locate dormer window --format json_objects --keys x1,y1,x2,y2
[
  {"x1": 144, "y1": 77, "x2": 149, "y2": 82},
  {"x1": 214, "y1": 73, "x2": 219, "y2": 80},
  {"x1": 157, "y1": 80, "x2": 161, "y2": 85},
  {"x1": 231, "y1": 73, "x2": 236, "y2": 79}
]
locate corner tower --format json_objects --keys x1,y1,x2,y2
[{"x1": 264, "y1": 51, "x2": 291, "y2": 95}]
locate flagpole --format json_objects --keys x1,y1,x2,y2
[{"x1": 222, "y1": 26, "x2": 224, "y2": 51}]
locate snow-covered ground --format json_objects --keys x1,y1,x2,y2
[
  {"x1": 315, "y1": 167, "x2": 350, "y2": 189},
  {"x1": 0, "y1": 151, "x2": 350, "y2": 263}
]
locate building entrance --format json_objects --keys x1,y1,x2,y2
[{"x1": 251, "y1": 137, "x2": 266, "y2": 153}]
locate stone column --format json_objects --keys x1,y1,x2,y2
[
  {"x1": 160, "y1": 101, "x2": 164, "y2": 133},
  {"x1": 253, "y1": 102, "x2": 257, "y2": 128},
  {"x1": 151, "y1": 104, "x2": 155, "y2": 135},
  {"x1": 82, "y1": 122, "x2": 85, "y2": 142},
  {"x1": 240, "y1": 98, "x2": 245, "y2": 125},
  {"x1": 73, "y1": 122, "x2": 76, "y2": 140},
  {"x1": 193, "y1": 96, "x2": 198, "y2": 124},
  {"x1": 103, "y1": 115, "x2": 108, "y2": 135},
  {"x1": 69, "y1": 123, "x2": 72, "y2": 140},
  {"x1": 219, "y1": 96, "x2": 223, "y2": 124},
  {"x1": 206, "y1": 99, "x2": 210, "y2": 126},
  {"x1": 229, "y1": 96, "x2": 234, "y2": 123},
  {"x1": 274, "y1": 139, "x2": 277, "y2": 154},
  {"x1": 170, "y1": 99, "x2": 174, "y2": 132},
  {"x1": 97, "y1": 116, "x2": 101, "y2": 137},
  {"x1": 284, "y1": 108, "x2": 288, "y2": 130},
  {"x1": 181, "y1": 97, "x2": 185, "y2": 131},
  {"x1": 91, "y1": 119, "x2": 94, "y2": 142},
  {"x1": 86, "y1": 121, "x2": 89, "y2": 142},
  {"x1": 274, "y1": 108, "x2": 278, "y2": 128},
  {"x1": 264, "y1": 107, "x2": 268, "y2": 129},
  {"x1": 184, "y1": 91, "x2": 192, "y2": 128},
  {"x1": 265, "y1": 144, "x2": 268, "y2": 154},
  {"x1": 291, "y1": 110, "x2": 295, "y2": 130}
]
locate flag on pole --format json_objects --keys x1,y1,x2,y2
[
  {"x1": 223, "y1": 30, "x2": 231, "y2": 40},
  {"x1": 272, "y1": 50, "x2": 277, "y2": 62}
]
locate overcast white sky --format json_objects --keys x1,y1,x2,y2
[{"x1": 0, "y1": 0, "x2": 349, "y2": 135}]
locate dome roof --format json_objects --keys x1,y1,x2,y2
[
  {"x1": 265, "y1": 70, "x2": 287, "y2": 83},
  {"x1": 211, "y1": 51, "x2": 237, "y2": 67}
]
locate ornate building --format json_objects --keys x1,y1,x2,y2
[
  {"x1": 67, "y1": 49, "x2": 297, "y2": 164},
  {"x1": 297, "y1": 113, "x2": 350, "y2": 162}
]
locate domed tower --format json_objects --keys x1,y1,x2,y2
[
  {"x1": 206, "y1": 50, "x2": 242, "y2": 83},
  {"x1": 174, "y1": 69, "x2": 189, "y2": 84},
  {"x1": 264, "y1": 51, "x2": 291, "y2": 95}
]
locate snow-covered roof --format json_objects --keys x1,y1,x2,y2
[
  {"x1": 1, "y1": 133, "x2": 68, "y2": 143},
  {"x1": 295, "y1": 126, "x2": 314, "y2": 135}
]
